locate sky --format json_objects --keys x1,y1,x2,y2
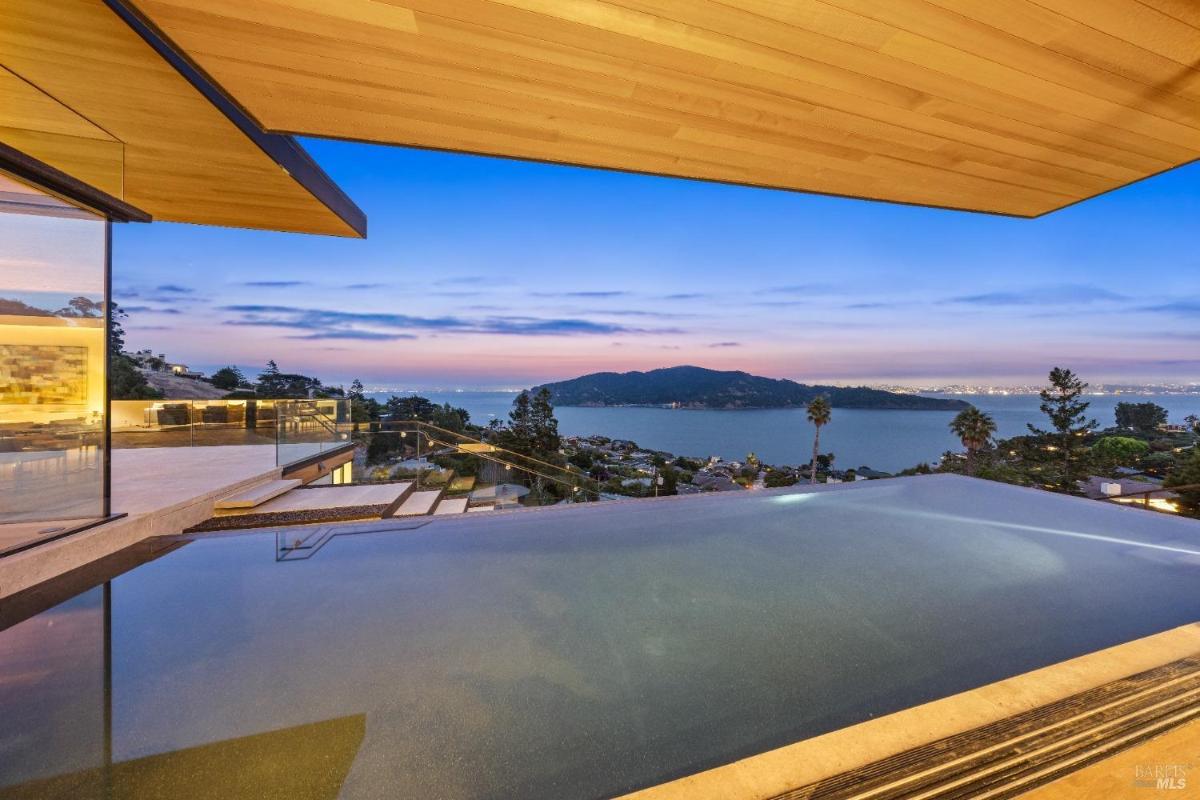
[{"x1": 112, "y1": 138, "x2": 1200, "y2": 390}]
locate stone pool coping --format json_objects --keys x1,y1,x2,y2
[{"x1": 618, "y1": 622, "x2": 1200, "y2": 799}]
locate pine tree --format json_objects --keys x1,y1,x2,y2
[
  {"x1": 1028, "y1": 367, "x2": 1097, "y2": 490},
  {"x1": 530, "y1": 388, "x2": 561, "y2": 455},
  {"x1": 211, "y1": 366, "x2": 246, "y2": 390},
  {"x1": 506, "y1": 391, "x2": 534, "y2": 454}
]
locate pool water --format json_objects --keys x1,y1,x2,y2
[{"x1": 3, "y1": 475, "x2": 1200, "y2": 799}]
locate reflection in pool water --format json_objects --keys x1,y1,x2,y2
[{"x1": 2, "y1": 476, "x2": 1200, "y2": 799}]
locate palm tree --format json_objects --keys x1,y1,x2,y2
[
  {"x1": 806, "y1": 396, "x2": 832, "y2": 484},
  {"x1": 950, "y1": 407, "x2": 997, "y2": 477}
]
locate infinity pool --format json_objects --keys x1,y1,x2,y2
[{"x1": 3, "y1": 475, "x2": 1200, "y2": 799}]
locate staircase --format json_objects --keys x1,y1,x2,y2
[
  {"x1": 190, "y1": 422, "x2": 589, "y2": 533},
  {"x1": 193, "y1": 476, "x2": 473, "y2": 532}
]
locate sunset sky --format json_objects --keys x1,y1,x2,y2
[{"x1": 112, "y1": 139, "x2": 1200, "y2": 389}]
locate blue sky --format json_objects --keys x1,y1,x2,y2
[{"x1": 112, "y1": 138, "x2": 1200, "y2": 389}]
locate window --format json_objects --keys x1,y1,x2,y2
[{"x1": 0, "y1": 171, "x2": 109, "y2": 553}]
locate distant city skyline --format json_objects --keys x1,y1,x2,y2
[{"x1": 113, "y1": 139, "x2": 1200, "y2": 389}]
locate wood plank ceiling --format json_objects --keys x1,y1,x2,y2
[
  {"x1": 131, "y1": 0, "x2": 1200, "y2": 217},
  {"x1": 0, "y1": 0, "x2": 363, "y2": 236},
  {"x1": 0, "y1": 65, "x2": 126, "y2": 198}
]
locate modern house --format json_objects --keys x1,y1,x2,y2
[{"x1": 2, "y1": 2, "x2": 1199, "y2": 799}]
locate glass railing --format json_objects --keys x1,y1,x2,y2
[
  {"x1": 112, "y1": 399, "x2": 277, "y2": 449},
  {"x1": 275, "y1": 398, "x2": 352, "y2": 466},
  {"x1": 353, "y1": 420, "x2": 607, "y2": 509},
  {"x1": 110, "y1": 398, "x2": 351, "y2": 467}
]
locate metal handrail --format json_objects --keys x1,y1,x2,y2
[
  {"x1": 378, "y1": 419, "x2": 586, "y2": 480},
  {"x1": 366, "y1": 421, "x2": 605, "y2": 501},
  {"x1": 275, "y1": 399, "x2": 352, "y2": 467},
  {"x1": 279, "y1": 400, "x2": 349, "y2": 439},
  {"x1": 1104, "y1": 482, "x2": 1199, "y2": 509}
]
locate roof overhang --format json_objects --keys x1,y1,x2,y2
[
  {"x1": 4, "y1": 2, "x2": 1196, "y2": 229},
  {"x1": 125, "y1": 0, "x2": 1199, "y2": 218},
  {"x1": 0, "y1": 0, "x2": 365, "y2": 236}
]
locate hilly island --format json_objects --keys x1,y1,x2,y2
[{"x1": 532, "y1": 366, "x2": 971, "y2": 411}]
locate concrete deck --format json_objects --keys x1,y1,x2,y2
[
  {"x1": 390, "y1": 489, "x2": 443, "y2": 517},
  {"x1": 433, "y1": 497, "x2": 469, "y2": 515},
  {"x1": 215, "y1": 478, "x2": 302, "y2": 510},
  {"x1": 0, "y1": 445, "x2": 280, "y2": 598},
  {"x1": 252, "y1": 483, "x2": 411, "y2": 514}
]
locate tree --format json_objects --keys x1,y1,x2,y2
[
  {"x1": 806, "y1": 395, "x2": 832, "y2": 484},
  {"x1": 764, "y1": 469, "x2": 799, "y2": 488},
  {"x1": 1114, "y1": 402, "x2": 1168, "y2": 432},
  {"x1": 1028, "y1": 367, "x2": 1097, "y2": 490},
  {"x1": 430, "y1": 402, "x2": 469, "y2": 433},
  {"x1": 347, "y1": 379, "x2": 382, "y2": 426},
  {"x1": 530, "y1": 387, "x2": 561, "y2": 455},
  {"x1": 107, "y1": 302, "x2": 162, "y2": 400},
  {"x1": 1165, "y1": 449, "x2": 1200, "y2": 517},
  {"x1": 255, "y1": 360, "x2": 323, "y2": 398},
  {"x1": 1184, "y1": 414, "x2": 1199, "y2": 435},
  {"x1": 657, "y1": 464, "x2": 679, "y2": 496},
  {"x1": 949, "y1": 407, "x2": 997, "y2": 477},
  {"x1": 108, "y1": 301, "x2": 129, "y2": 356},
  {"x1": 211, "y1": 365, "x2": 246, "y2": 391},
  {"x1": 55, "y1": 296, "x2": 102, "y2": 318},
  {"x1": 386, "y1": 394, "x2": 437, "y2": 420},
  {"x1": 505, "y1": 391, "x2": 534, "y2": 455},
  {"x1": 1091, "y1": 436, "x2": 1150, "y2": 472},
  {"x1": 109, "y1": 356, "x2": 163, "y2": 399},
  {"x1": 498, "y1": 389, "x2": 560, "y2": 461}
]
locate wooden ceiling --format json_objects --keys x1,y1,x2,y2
[
  {"x1": 128, "y1": 0, "x2": 1200, "y2": 217},
  {"x1": 0, "y1": 0, "x2": 364, "y2": 236},
  {"x1": 0, "y1": 65, "x2": 126, "y2": 199}
]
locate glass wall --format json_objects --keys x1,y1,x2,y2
[{"x1": 0, "y1": 171, "x2": 109, "y2": 553}]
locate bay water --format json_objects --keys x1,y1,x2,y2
[{"x1": 369, "y1": 392, "x2": 1200, "y2": 473}]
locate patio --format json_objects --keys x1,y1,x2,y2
[{"x1": 0, "y1": 445, "x2": 280, "y2": 595}]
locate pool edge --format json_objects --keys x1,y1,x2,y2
[{"x1": 618, "y1": 622, "x2": 1200, "y2": 800}]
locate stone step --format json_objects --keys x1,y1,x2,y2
[
  {"x1": 432, "y1": 497, "x2": 469, "y2": 515},
  {"x1": 190, "y1": 482, "x2": 417, "y2": 533},
  {"x1": 389, "y1": 489, "x2": 443, "y2": 517},
  {"x1": 467, "y1": 504, "x2": 496, "y2": 513},
  {"x1": 215, "y1": 479, "x2": 303, "y2": 510},
  {"x1": 253, "y1": 483, "x2": 414, "y2": 514}
]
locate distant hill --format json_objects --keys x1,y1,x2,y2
[
  {"x1": 532, "y1": 366, "x2": 970, "y2": 411},
  {"x1": 139, "y1": 369, "x2": 227, "y2": 399}
]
